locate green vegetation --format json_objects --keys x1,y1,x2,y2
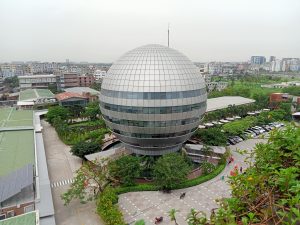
[
  {"x1": 85, "y1": 101, "x2": 101, "y2": 121},
  {"x1": 47, "y1": 104, "x2": 108, "y2": 145},
  {"x1": 182, "y1": 126, "x2": 300, "y2": 224},
  {"x1": 153, "y1": 153, "x2": 191, "y2": 190},
  {"x1": 70, "y1": 141, "x2": 101, "y2": 158},
  {"x1": 62, "y1": 159, "x2": 111, "y2": 205},
  {"x1": 109, "y1": 155, "x2": 141, "y2": 186},
  {"x1": 282, "y1": 86, "x2": 300, "y2": 96},
  {"x1": 96, "y1": 187, "x2": 126, "y2": 225},
  {"x1": 194, "y1": 128, "x2": 227, "y2": 146},
  {"x1": 169, "y1": 208, "x2": 179, "y2": 225},
  {"x1": 46, "y1": 106, "x2": 70, "y2": 124},
  {"x1": 3, "y1": 76, "x2": 19, "y2": 88},
  {"x1": 222, "y1": 116, "x2": 256, "y2": 135},
  {"x1": 200, "y1": 162, "x2": 215, "y2": 175}
]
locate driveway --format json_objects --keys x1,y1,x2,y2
[
  {"x1": 42, "y1": 120, "x2": 104, "y2": 225},
  {"x1": 119, "y1": 138, "x2": 267, "y2": 225}
]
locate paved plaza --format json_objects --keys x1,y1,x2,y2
[{"x1": 119, "y1": 139, "x2": 267, "y2": 225}]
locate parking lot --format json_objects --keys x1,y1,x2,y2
[{"x1": 119, "y1": 138, "x2": 267, "y2": 225}]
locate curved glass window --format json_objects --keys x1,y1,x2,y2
[
  {"x1": 113, "y1": 128, "x2": 197, "y2": 138},
  {"x1": 100, "y1": 101, "x2": 206, "y2": 114},
  {"x1": 101, "y1": 88, "x2": 206, "y2": 100},
  {"x1": 103, "y1": 115, "x2": 198, "y2": 127}
]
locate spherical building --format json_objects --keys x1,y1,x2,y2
[{"x1": 99, "y1": 44, "x2": 207, "y2": 155}]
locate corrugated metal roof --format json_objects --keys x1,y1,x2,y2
[
  {"x1": 55, "y1": 92, "x2": 87, "y2": 101},
  {"x1": 0, "y1": 164, "x2": 33, "y2": 202}
]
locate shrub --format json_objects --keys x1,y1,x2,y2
[
  {"x1": 200, "y1": 162, "x2": 215, "y2": 175},
  {"x1": 115, "y1": 162, "x2": 226, "y2": 194},
  {"x1": 70, "y1": 141, "x2": 100, "y2": 158},
  {"x1": 96, "y1": 187, "x2": 126, "y2": 225}
]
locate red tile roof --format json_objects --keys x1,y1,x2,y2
[{"x1": 55, "y1": 92, "x2": 88, "y2": 101}]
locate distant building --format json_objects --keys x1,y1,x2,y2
[
  {"x1": 94, "y1": 70, "x2": 107, "y2": 81},
  {"x1": 0, "y1": 64, "x2": 24, "y2": 78},
  {"x1": 58, "y1": 72, "x2": 79, "y2": 89},
  {"x1": 78, "y1": 74, "x2": 95, "y2": 87},
  {"x1": 18, "y1": 74, "x2": 58, "y2": 90},
  {"x1": 271, "y1": 59, "x2": 282, "y2": 72},
  {"x1": 269, "y1": 56, "x2": 276, "y2": 62},
  {"x1": 206, "y1": 81, "x2": 228, "y2": 92},
  {"x1": 55, "y1": 92, "x2": 88, "y2": 107},
  {"x1": 250, "y1": 56, "x2": 266, "y2": 65},
  {"x1": 208, "y1": 63, "x2": 222, "y2": 75},
  {"x1": 269, "y1": 93, "x2": 290, "y2": 109}
]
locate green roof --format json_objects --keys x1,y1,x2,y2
[
  {"x1": 0, "y1": 130, "x2": 34, "y2": 177},
  {"x1": 0, "y1": 108, "x2": 33, "y2": 128},
  {"x1": 0, "y1": 212, "x2": 37, "y2": 225},
  {"x1": 0, "y1": 108, "x2": 34, "y2": 177},
  {"x1": 19, "y1": 89, "x2": 54, "y2": 101}
]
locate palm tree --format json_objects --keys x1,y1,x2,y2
[
  {"x1": 169, "y1": 208, "x2": 179, "y2": 225},
  {"x1": 202, "y1": 145, "x2": 213, "y2": 162},
  {"x1": 186, "y1": 209, "x2": 207, "y2": 225}
]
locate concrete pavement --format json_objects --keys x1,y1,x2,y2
[
  {"x1": 119, "y1": 138, "x2": 267, "y2": 225},
  {"x1": 42, "y1": 120, "x2": 104, "y2": 225}
]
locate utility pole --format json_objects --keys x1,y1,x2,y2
[{"x1": 168, "y1": 23, "x2": 170, "y2": 47}]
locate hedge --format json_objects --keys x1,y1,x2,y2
[
  {"x1": 115, "y1": 162, "x2": 226, "y2": 194},
  {"x1": 96, "y1": 187, "x2": 126, "y2": 225}
]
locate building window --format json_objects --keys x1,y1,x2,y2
[
  {"x1": 24, "y1": 204, "x2": 34, "y2": 213},
  {"x1": 0, "y1": 214, "x2": 6, "y2": 220},
  {"x1": 6, "y1": 211, "x2": 14, "y2": 218}
]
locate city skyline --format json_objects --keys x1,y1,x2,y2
[{"x1": 0, "y1": 0, "x2": 300, "y2": 62}]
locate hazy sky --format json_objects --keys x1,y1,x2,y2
[{"x1": 0, "y1": 0, "x2": 299, "y2": 63}]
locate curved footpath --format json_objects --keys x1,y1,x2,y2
[{"x1": 118, "y1": 139, "x2": 267, "y2": 225}]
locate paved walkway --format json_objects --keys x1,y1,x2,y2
[
  {"x1": 42, "y1": 120, "x2": 104, "y2": 225},
  {"x1": 119, "y1": 139, "x2": 267, "y2": 225}
]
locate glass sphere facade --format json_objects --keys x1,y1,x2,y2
[{"x1": 100, "y1": 44, "x2": 207, "y2": 155}]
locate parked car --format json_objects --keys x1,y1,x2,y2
[
  {"x1": 233, "y1": 136, "x2": 243, "y2": 142},
  {"x1": 245, "y1": 129, "x2": 256, "y2": 137},
  {"x1": 228, "y1": 137, "x2": 237, "y2": 145},
  {"x1": 253, "y1": 126, "x2": 265, "y2": 134},
  {"x1": 249, "y1": 128, "x2": 260, "y2": 135},
  {"x1": 262, "y1": 125, "x2": 272, "y2": 131}
]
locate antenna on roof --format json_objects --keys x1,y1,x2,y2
[{"x1": 168, "y1": 23, "x2": 170, "y2": 47}]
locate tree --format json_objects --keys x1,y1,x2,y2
[
  {"x1": 109, "y1": 155, "x2": 141, "y2": 186},
  {"x1": 85, "y1": 101, "x2": 100, "y2": 121},
  {"x1": 4, "y1": 76, "x2": 19, "y2": 88},
  {"x1": 169, "y1": 208, "x2": 179, "y2": 225},
  {"x1": 194, "y1": 128, "x2": 227, "y2": 146},
  {"x1": 201, "y1": 145, "x2": 213, "y2": 162},
  {"x1": 70, "y1": 141, "x2": 100, "y2": 158},
  {"x1": 61, "y1": 159, "x2": 114, "y2": 205},
  {"x1": 68, "y1": 105, "x2": 85, "y2": 120},
  {"x1": 46, "y1": 106, "x2": 70, "y2": 124},
  {"x1": 153, "y1": 153, "x2": 191, "y2": 190}
]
